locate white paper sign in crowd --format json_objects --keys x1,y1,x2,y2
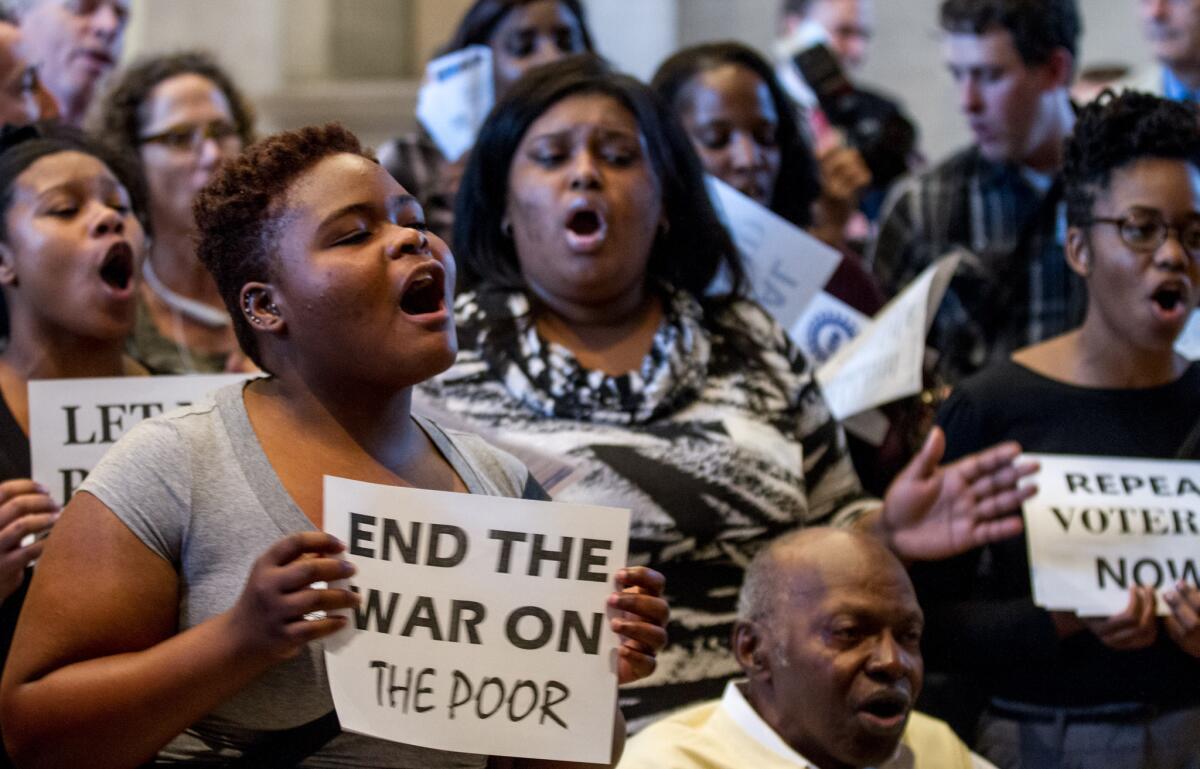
[
  {"x1": 323, "y1": 477, "x2": 631, "y2": 763},
  {"x1": 790, "y1": 290, "x2": 871, "y2": 366},
  {"x1": 416, "y1": 45, "x2": 495, "y2": 162},
  {"x1": 1174, "y1": 309, "x2": 1200, "y2": 360},
  {"x1": 816, "y1": 253, "x2": 961, "y2": 420},
  {"x1": 707, "y1": 176, "x2": 841, "y2": 330},
  {"x1": 28, "y1": 373, "x2": 251, "y2": 506},
  {"x1": 1023, "y1": 454, "x2": 1200, "y2": 617}
]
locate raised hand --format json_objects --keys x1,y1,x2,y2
[
  {"x1": 225, "y1": 531, "x2": 361, "y2": 662},
  {"x1": 881, "y1": 428, "x2": 1037, "y2": 561},
  {"x1": 0, "y1": 479, "x2": 59, "y2": 601},
  {"x1": 608, "y1": 567, "x2": 668, "y2": 685}
]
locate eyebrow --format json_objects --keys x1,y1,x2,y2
[
  {"x1": 318, "y1": 194, "x2": 421, "y2": 227},
  {"x1": 528, "y1": 127, "x2": 640, "y2": 144}
]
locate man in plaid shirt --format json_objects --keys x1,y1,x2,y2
[{"x1": 869, "y1": 0, "x2": 1085, "y2": 387}]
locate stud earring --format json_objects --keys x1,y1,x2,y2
[{"x1": 244, "y1": 295, "x2": 262, "y2": 325}]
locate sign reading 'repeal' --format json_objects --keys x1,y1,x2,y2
[
  {"x1": 28, "y1": 374, "x2": 253, "y2": 506},
  {"x1": 322, "y1": 477, "x2": 631, "y2": 763},
  {"x1": 1023, "y1": 453, "x2": 1200, "y2": 616}
]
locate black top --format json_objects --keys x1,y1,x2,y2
[
  {"x1": 0, "y1": 394, "x2": 28, "y2": 769},
  {"x1": 913, "y1": 359, "x2": 1200, "y2": 713}
]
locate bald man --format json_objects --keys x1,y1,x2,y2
[{"x1": 620, "y1": 529, "x2": 993, "y2": 769}]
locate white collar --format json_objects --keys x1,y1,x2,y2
[
  {"x1": 719, "y1": 681, "x2": 901, "y2": 769},
  {"x1": 719, "y1": 681, "x2": 822, "y2": 768}
]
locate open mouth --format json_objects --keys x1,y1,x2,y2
[
  {"x1": 98, "y1": 242, "x2": 134, "y2": 292},
  {"x1": 563, "y1": 206, "x2": 608, "y2": 252},
  {"x1": 568, "y1": 210, "x2": 601, "y2": 236},
  {"x1": 855, "y1": 691, "x2": 911, "y2": 733},
  {"x1": 399, "y1": 272, "x2": 444, "y2": 316},
  {"x1": 1150, "y1": 285, "x2": 1189, "y2": 318}
]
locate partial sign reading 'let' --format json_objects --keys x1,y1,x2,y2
[
  {"x1": 322, "y1": 478, "x2": 630, "y2": 763},
  {"x1": 28, "y1": 374, "x2": 252, "y2": 505}
]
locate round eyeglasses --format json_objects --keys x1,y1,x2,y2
[
  {"x1": 138, "y1": 121, "x2": 240, "y2": 153},
  {"x1": 1084, "y1": 208, "x2": 1200, "y2": 259}
]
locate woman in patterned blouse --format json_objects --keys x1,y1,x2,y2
[{"x1": 421, "y1": 54, "x2": 1037, "y2": 727}]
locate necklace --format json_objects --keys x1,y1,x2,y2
[{"x1": 142, "y1": 258, "x2": 231, "y2": 329}]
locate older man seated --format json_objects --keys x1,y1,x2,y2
[{"x1": 619, "y1": 529, "x2": 993, "y2": 769}]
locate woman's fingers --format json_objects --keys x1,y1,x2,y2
[
  {"x1": 615, "y1": 566, "x2": 665, "y2": 596},
  {"x1": 272, "y1": 556, "x2": 355, "y2": 594},
  {"x1": 0, "y1": 511, "x2": 57, "y2": 552},
  {"x1": 261, "y1": 531, "x2": 346, "y2": 568}
]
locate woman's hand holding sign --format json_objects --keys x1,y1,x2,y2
[
  {"x1": 0, "y1": 479, "x2": 59, "y2": 600},
  {"x1": 225, "y1": 532, "x2": 361, "y2": 662},
  {"x1": 1083, "y1": 586, "x2": 1159, "y2": 652},
  {"x1": 1165, "y1": 582, "x2": 1200, "y2": 657},
  {"x1": 608, "y1": 567, "x2": 668, "y2": 684}
]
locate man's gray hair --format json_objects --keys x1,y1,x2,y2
[{"x1": 736, "y1": 529, "x2": 808, "y2": 625}]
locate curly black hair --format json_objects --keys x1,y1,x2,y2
[
  {"x1": 651, "y1": 41, "x2": 822, "y2": 229},
  {"x1": 95, "y1": 51, "x2": 255, "y2": 160},
  {"x1": 193, "y1": 123, "x2": 371, "y2": 371},
  {"x1": 940, "y1": 0, "x2": 1080, "y2": 66},
  {"x1": 1064, "y1": 90, "x2": 1200, "y2": 227}
]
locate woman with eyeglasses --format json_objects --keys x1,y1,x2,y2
[
  {"x1": 96, "y1": 51, "x2": 254, "y2": 374},
  {"x1": 914, "y1": 91, "x2": 1200, "y2": 768}
]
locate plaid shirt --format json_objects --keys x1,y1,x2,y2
[{"x1": 868, "y1": 146, "x2": 1085, "y2": 385}]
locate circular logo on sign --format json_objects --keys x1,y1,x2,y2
[{"x1": 807, "y1": 312, "x2": 858, "y2": 363}]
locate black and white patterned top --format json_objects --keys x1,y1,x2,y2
[{"x1": 420, "y1": 285, "x2": 878, "y2": 727}]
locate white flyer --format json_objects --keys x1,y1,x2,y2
[
  {"x1": 790, "y1": 290, "x2": 870, "y2": 366},
  {"x1": 707, "y1": 176, "x2": 842, "y2": 330},
  {"x1": 815, "y1": 253, "x2": 961, "y2": 419},
  {"x1": 416, "y1": 45, "x2": 495, "y2": 162},
  {"x1": 1174, "y1": 308, "x2": 1200, "y2": 360},
  {"x1": 323, "y1": 477, "x2": 630, "y2": 763}
]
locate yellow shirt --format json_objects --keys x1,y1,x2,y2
[{"x1": 619, "y1": 682, "x2": 992, "y2": 769}]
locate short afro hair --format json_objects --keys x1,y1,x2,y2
[
  {"x1": 940, "y1": 0, "x2": 1080, "y2": 67},
  {"x1": 95, "y1": 51, "x2": 255, "y2": 160},
  {"x1": 193, "y1": 123, "x2": 372, "y2": 371},
  {"x1": 1064, "y1": 90, "x2": 1200, "y2": 228}
]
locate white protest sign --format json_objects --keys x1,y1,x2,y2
[
  {"x1": 790, "y1": 290, "x2": 870, "y2": 366},
  {"x1": 707, "y1": 176, "x2": 841, "y2": 329},
  {"x1": 1022, "y1": 453, "x2": 1200, "y2": 616},
  {"x1": 28, "y1": 374, "x2": 251, "y2": 505},
  {"x1": 323, "y1": 477, "x2": 630, "y2": 763},
  {"x1": 416, "y1": 45, "x2": 495, "y2": 162},
  {"x1": 816, "y1": 253, "x2": 961, "y2": 419},
  {"x1": 1174, "y1": 308, "x2": 1200, "y2": 360}
]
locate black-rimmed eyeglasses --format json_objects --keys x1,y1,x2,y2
[{"x1": 1083, "y1": 208, "x2": 1200, "y2": 259}]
